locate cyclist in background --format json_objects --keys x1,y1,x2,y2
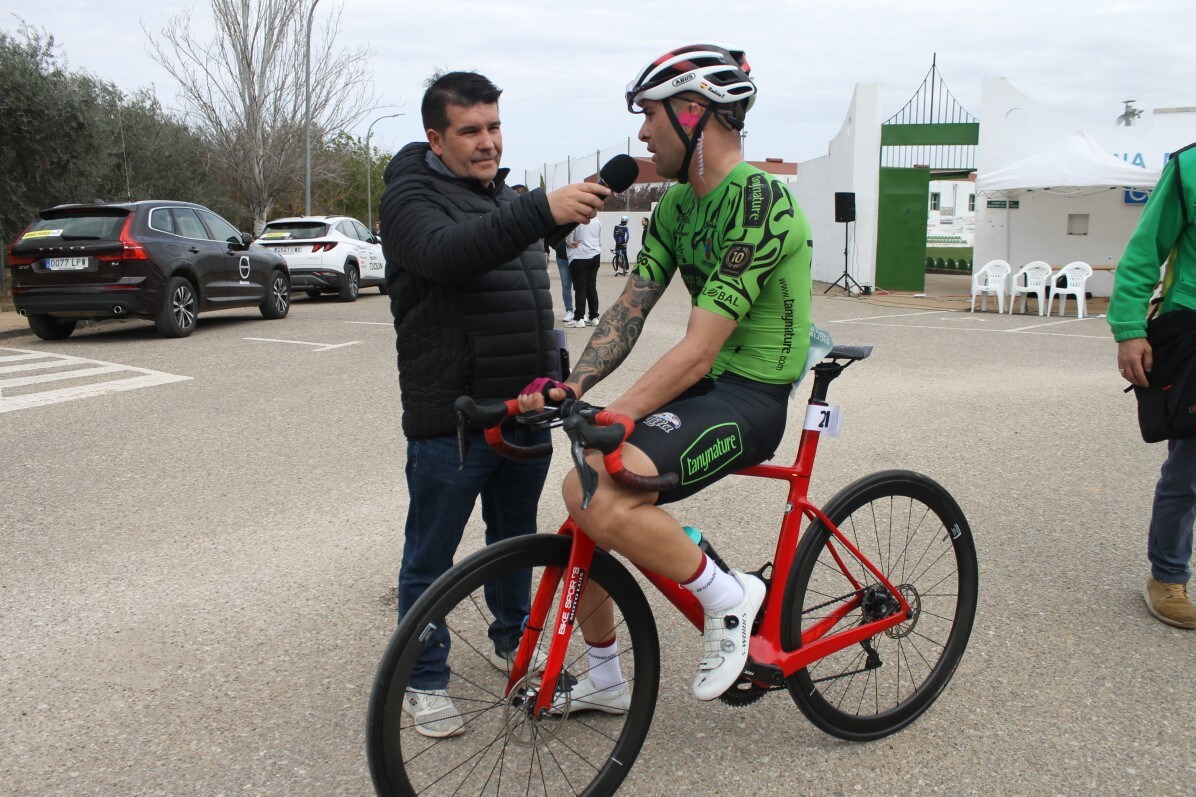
[
  {"x1": 613, "y1": 215, "x2": 630, "y2": 275},
  {"x1": 520, "y1": 44, "x2": 814, "y2": 711}
]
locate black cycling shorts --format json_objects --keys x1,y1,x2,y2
[{"x1": 626, "y1": 372, "x2": 791, "y2": 505}]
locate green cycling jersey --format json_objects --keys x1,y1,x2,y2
[{"x1": 635, "y1": 161, "x2": 813, "y2": 384}]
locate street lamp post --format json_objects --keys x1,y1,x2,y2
[
  {"x1": 304, "y1": 0, "x2": 320, "y2": 216},
  {"x1": 366, "y1": 113, "x2": 404, "y2": 232}
]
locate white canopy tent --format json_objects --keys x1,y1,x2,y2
[{"x1": 976, "y1": 131, "x2": 1161, "y2": 197}]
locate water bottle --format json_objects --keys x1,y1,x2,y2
[{"x1": 682, "y1": 525, "x2": 729, "y2": 573}]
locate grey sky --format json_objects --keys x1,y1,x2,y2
[{"x1": 4, "y1": 0, "x2": 1193, "y2": 185}]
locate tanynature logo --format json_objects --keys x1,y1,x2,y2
[{"x1": 680, "y1": 423, "x2": 741, "y2": 485}]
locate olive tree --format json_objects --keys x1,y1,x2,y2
[{"x1": 146, "y1": 0, "x2": 377, "y2": 232}]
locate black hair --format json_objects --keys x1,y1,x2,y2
[{"x1": 421, "y1": 71, "x2": 503, "y2": 133}]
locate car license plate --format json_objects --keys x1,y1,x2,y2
[
  {"x1": 45, "y1": 257, "x2": 90, "y2": 270},
  {"x1": 277, "y1": 246, "x2": 302, "y2": 255}
]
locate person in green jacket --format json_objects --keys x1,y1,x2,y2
[{"x1": 1108, "y1": 142, "x2": 1196, "y2": 629}]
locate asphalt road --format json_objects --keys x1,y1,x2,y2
[{"x1": 1, "y1": 273, "x2": 1194, "y2": 796}]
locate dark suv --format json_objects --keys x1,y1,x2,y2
[{"x1": 6, "y1": 200, "x2": 290, "y2": 339}]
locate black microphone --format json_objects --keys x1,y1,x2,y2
[{"x1": 544, "y1": 154, "x2": 640, "y2": 246}]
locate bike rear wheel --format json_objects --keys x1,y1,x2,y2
[
  {"x1": 367, "y1": 534, "x2": 660, "y2": 796},
  {"x1": 781, "y1": 470, "x2": 978, "y2": 741}
]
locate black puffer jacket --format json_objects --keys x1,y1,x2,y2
[{"x1": 380, "y1": 142, "x2": 560, "y2": 439}]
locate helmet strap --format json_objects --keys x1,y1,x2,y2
[{"x1": 665, "y1": 101, "x2": 715, "y2": 185}]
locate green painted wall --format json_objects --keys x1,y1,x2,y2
[{"x1": 876, "y1": 167, "x2": 931, "y2": 291}]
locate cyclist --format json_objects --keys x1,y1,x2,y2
[
  {"x1": 613, "y1": 215, "x2": 630, "y2": 275},
  {"x1": 520, "y1": 43, "x2": 814, "y2": 710}
]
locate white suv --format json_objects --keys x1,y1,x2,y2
[{"x1": 256, "y1": 215, "x2": 385, "y2": 302}]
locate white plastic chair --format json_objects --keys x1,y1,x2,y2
[
  {"x1": 1008, "y1": 261, "x2": 1053, "y2": 316},
  {"x1": 970, "y1": 260, "x2": 1011, "y2": 313},
  {"x1": 1046, "y1": 261, "x2": 1093, "y2": 319}
]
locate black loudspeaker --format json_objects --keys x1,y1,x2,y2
[{"x1": 834, "y1": 192, "x2": 856, "y2": 223}]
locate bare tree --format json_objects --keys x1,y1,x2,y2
[{"x1": 146, "y1": 0, "x2": 377, "y2": 231}]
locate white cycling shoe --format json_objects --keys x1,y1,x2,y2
[
  {"x1": 550, "y1": 675, "x2": 631, "y2": 715},
  {"x1": 692, "y1": 570, "x2": 766, "y2": 701}
]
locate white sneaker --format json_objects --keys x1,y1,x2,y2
[
  {"x1": 403, "y1": 688, "x2": 465, "y2": 738},
  {"x1": 562, "y1": 310, "x2": 574, "y2": 322},
  {"x1": 566, "y1": 319, "x2": 587, "y2": 328},
  {"x1": 585, "y1": 318, "x2": 599, "y2": 326},
  {"x1": 550, "y1": 675, "x2": 631, "y2": 715},
  {"x1": 488, "y1": 645, "x2": 548, "y2": 674},
  {"x1": 692, "y1": 571, "x2": 766, "y2": 701}
]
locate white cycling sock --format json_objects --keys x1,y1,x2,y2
[
  {"x1": 684, "y1": 555, "x2": 744, "y2": 615},
  {"x1": 586, "y1": 638, "x2": 624, "y2": 692}
]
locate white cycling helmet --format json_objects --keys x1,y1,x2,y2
[
  {"x1": 625, "y1": 44, "x2": 756, "y2": 184},
  {"x1": 625, "y1": 44, "x2": 756, "y2": 118},
  {"x1": 620, "y1": 215, "x2": 629, "y2": 223}
]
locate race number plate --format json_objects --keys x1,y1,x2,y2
[
  {"x1": 802, "y1": 404, "x2": 842, "y2": 437},
  {"x1": 45, "y1": 257, "x2": 90, "y2": 271}
]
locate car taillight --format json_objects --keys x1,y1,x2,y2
[
  {"x1": 311, "y1": 242, "x2": 338, "y2": 252},
  {"x1": 7, "y1": 225, "x2": 35, "y2": 265},
  {"x1": 119, "y1": 216, "x2": 149, "y2": 260}
]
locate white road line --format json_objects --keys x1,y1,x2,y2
[
  {"x1": 244, "y1": 337, "x2": 361, "y2": 352},
  {"x1": 0, "y1": 364, "x2": 127, "y2": 389},
  {"x1": 1006, "y1": 317, "x2": 1089, "y2": 332},
  {"x1": 345, "y1": 321, "x2": 392, "y2": 326},
  {"x1": 0, "y1": 353, "x2": 60, "y2": 364},
  {"x1": 0, "y1": 372, "x2": 192, "y2": 413},
  {"x1": 0, "y1": 347, "x2": 192, "y2": 413},
  {"x1": 831, "y1": 319, "x2": 1108, "y2": 339},
  {"x1": 832, "y1": 310, "x2": 948, "y2": 323},
  {"x1": 0, "y1": 357, "x2": 89, "y2": 374}
]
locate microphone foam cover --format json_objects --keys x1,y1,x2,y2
[{"x1": 599, "y1": 154, "x2": 640, "y2": 193}]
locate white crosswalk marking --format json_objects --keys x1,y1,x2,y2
[{"x1": 0, "y1": 347, "x2": 191, "y2": 413}]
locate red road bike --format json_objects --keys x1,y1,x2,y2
[{"x1": 368, "y1": 344, "x2": 978, "y2": 796}]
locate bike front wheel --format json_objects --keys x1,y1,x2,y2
[
  {"x1": 781, "y1": 470, "x2": 978, "y2": 741},
  {"x1": 367, "y1": 534, "x2": 660, "y2": 796}
]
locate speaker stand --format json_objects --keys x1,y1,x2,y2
[{"x1": 824, "y1": 222, "x2": 865, "y2": 295}]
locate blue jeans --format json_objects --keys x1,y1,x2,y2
[
  {"x1": 1148, "y1": 436, "x2": 1196, "y2": 583},
  {"x1": 399, "y1": 426, "x2": 551, "y2": 689},
  {"x1": 556, "y1": 254, "x2": 573, "y2": 313}
]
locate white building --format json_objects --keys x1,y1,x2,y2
[{"x1": 788, "y1": 71, "x2": 1195, "y2": 294}]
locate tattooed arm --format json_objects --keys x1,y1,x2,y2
[
  {"x1": 566, "y1": 274, "x2": 664, "y2": 396},
  {"x1": 564, "y1": 274, "x2": 738, "y2": 421}
]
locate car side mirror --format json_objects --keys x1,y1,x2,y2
[
  {"x1": 241, "y1": 232, "x2": 254, "y2": 247},
  {"x1": 369, "y1": 234, "x2": 380, "y2": 244}
]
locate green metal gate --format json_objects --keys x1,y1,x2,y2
[
  {"x1": 875, "y1": 56, "x2": 978, "y2": 292},
  {"x1": 876, "y1": 167, "x2": 931, "y2": 291}
]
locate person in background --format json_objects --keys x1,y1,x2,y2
[
  {"x1": 566, "y1": 215, "x2": 602, "y2": 328},
  {"x1": 1109, "y1": 142, "x2": 1196, "y2": 630},
  {"x1": 553, "y1": 237, "x2": 574, "y2": 323},
  {"x1": 379, "y1": 69, "x2": 610, "y2": 736},
  {"x1": 613, "y1": 214, "x2": 630, "y2": 275}
]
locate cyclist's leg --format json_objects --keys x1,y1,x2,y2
[
  {"x1": 399, "y1": 432, "x2": 494, "y2": 689},
  {"x1": 568, "y1": 379, "x2": 789, "y2": 693},
  {"x1": 479, "y1": 423, "x2": 552, "y2": 653}
]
